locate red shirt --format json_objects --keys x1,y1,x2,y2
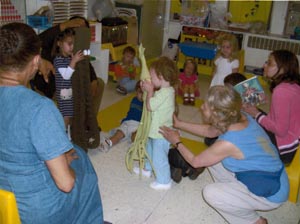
[{"x1": 114, "y1": 62, "x2": 136, "y2": 79}]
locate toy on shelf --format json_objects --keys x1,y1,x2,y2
[{"x1": 177, "y1": 26, "x2": 244, "y2": 76}]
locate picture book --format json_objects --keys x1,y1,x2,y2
[{"x1": 233, "y1": 76, "x2": 266, "y2": 106}]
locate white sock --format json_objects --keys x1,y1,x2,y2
[{"x1": 105, "y1": 138, "x2": 113, "y2": 147}]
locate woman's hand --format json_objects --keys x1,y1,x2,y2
[
  {"x1": 242, "y1": 103, "x2": 260, "y2": 118},
  {"x1": 46, "y1": 150, "x2": 77, "y2": 192},
  {"x1": 173, "y1": 114, "x2": 181, "y2": 129},
  {"x1": 159, "y1": 126, "x2": 181, "y2": 145},
  {"x1": 38, "y1": 59, "x2": 55, "y2": 83},
  {"x1": 65, "y1": 149, "x2": 78, "y2": 166}
]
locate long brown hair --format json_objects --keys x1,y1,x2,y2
[
  {"x1": 269, "y1": 50, "x2": 300, "y2": 92},
  {"x1": 51, "y1": 28, "x2": 75, "y2": 58}
]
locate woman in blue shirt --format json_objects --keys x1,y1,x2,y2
[
  {"x1": 0, "y1": 23, "x2": 103, "y2": 224},
  {"x1": 160, "y1": 85, "x2": 289, "y2": 224}
]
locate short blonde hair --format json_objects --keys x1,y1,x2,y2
[
  {"x1": 205, "y1": 85, "x2": 242, "y2": 133},
  {"x1": 216, "y1": 33, "x2": 239, "y2": 62}
]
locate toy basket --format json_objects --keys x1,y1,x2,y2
[{"x1": 27, "y1": 16, "x2": 52, "y2": 29}]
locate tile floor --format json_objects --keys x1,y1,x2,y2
[{"x1": 89, "y1": 75, "x2": 300, "y2": 224}]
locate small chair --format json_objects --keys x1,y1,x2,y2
[
  {"x1": 285, "y1": 146, "x2": 300, "y2": 203},
  {"x1": 0, "y1": 189, "x2": 21, "y2": 224}
]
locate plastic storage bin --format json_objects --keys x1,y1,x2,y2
[
  {"x1": 178, "y1": 41, "x2": 217, "y2": 60},
  {"x1": 27, "y1": 15, "x2": 52, "y2": 29}
]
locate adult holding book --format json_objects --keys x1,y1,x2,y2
[
  {"x1": 160, "y1": 85, "x2": 289, "y2": 224},
  {"x1": 243, "y1": 50, "x2": 300, "y2": 165}
]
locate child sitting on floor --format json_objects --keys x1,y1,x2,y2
[
  {"x1": 99, "y1": 81, "x2": 143, "y2": 152},
  {"x1": 178, "y1": 59, "x2": 200, "y2": 105},
  {"x1": 115, "y1": 46, "x2": 138, "y2": 95}
]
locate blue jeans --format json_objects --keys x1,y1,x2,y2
[
  {"x1": 119, "y1": 77, "x2": 137, "y2": 93},
  {"x1": 145, "y1": 138, "x2": 171, "y2": 184}
]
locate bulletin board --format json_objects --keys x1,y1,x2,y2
[{"x1": 228, "y1": 0, "x2": 272, "y2": 25}]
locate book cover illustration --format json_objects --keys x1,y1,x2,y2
[{"x1": 233, "y1": 76, "x2": 266, "y2": 106}]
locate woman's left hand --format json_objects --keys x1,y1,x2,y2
[
  {"x1": 65, "y1": 149, "x2": 78, "y2": 166},
  {"x1": 39, "y1": 59, "x2": 55, "y2": 83},
  {"x1": 159, "y1": 126, "x2": 181, "y2": 145}
]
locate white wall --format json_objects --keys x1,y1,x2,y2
[
  {"x1": 269, "y1": 1, "x2": 288, "y2": 35},
  {"x1": 26, "y1": 0, "x2": 51, "y2": 15}
]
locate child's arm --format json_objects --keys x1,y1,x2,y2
[
  {"x1": 231, "y1": 59, "x2": 240, "y2": 73},
  {"x1": 69, "y1": 50, "x2": 84, "y2": 69},
  {"x1": 211, "y1": 59, "x2": 217, "y2": 78},
  {"x1": 193, "y1": 76, "x2": 200, "y2": 91},
  {"x1": 141, "y1": 80, "x2": 154, "y2": 111},
  {"x1": 129, "y1": 65, "x2": 137, "y2": 79},
  {"x1": 114, "y1": 63, "x2": 126, "y2": 81},
  {"x1": 58, "y1": 51, "x2": 84, "y2": 80}
]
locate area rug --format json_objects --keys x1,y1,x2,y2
[{"x1": 97, "y1": 94, "x2": 206, "y2": 155}]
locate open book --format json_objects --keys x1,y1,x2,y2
[{"x1": 233, "y1": 76, "x2": 266, "y2": 106}]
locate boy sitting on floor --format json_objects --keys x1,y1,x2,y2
[
  {"x1": 115, "y1": 46, "x2": 138, "y2": 95},
  {"x1": 99, "y1": 81, "x2": 143, "y2": 152}
]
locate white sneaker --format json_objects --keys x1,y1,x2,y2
[
  {"x1": 98, "y1": 138, "x2": 112, "y2": 152},
  {"x1": 133, "y1": 167, "x2": 151, "y2": 178},
  {"x1": 150, "y1": 181, "x2": 172, "y2": 190}
]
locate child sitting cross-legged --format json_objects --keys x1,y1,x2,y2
[
  {"x1": 99, "y1": 81, "x2": 143, "y2": 152},
  {"x1": 115, "y1": 46, "x2": 138, "y2": 95}
]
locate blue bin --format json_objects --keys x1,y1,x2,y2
[
  {"x1": 178, "y1": 42, "x2": 218, "y2": 60},
  {"x1": 27, "y1": 16, "x2": 52, "y2": 29}
]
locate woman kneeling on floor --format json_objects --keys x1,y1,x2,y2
[{"x1": 160, "y1": 85, "x2": 289, "y2": 224}]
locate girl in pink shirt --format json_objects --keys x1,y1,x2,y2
[
  {"x1": 178, "y1": 59, "x2": 200, "y2": 105},
  {"x1": 244, "y1": 50, "x2": 300, "y2": 164}
]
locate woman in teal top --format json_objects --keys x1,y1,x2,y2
[
  {"x1": 0, "y1": 23, "x2": 103, "y2": 223},
  {"x1": 160, "y1": 85, "x2": 289, "y2": 224}
]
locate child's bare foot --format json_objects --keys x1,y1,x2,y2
[{"x1": 255, "y1": 217, "x2": 268, "y2": 224}]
